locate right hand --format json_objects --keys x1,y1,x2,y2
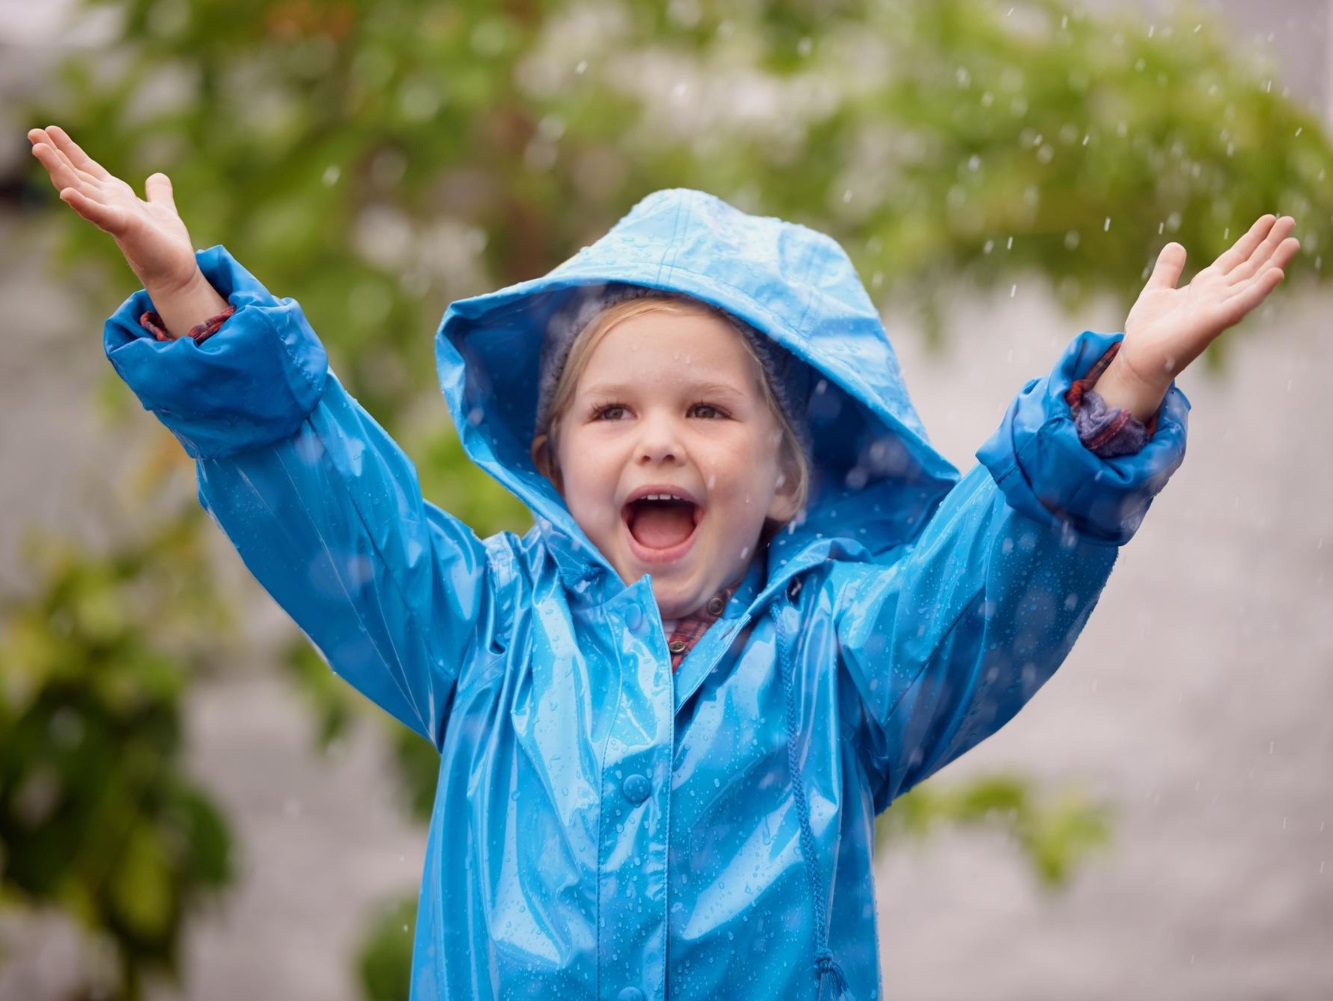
[
  {"x1": 29, "y1": 126, "x2": 228, "y2": 337},
  {"x1": 28, "y1": 126, "x2": 199, "y2": 294}
]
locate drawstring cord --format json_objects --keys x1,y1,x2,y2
[
  {"x1": 772, "y1": 587, "x2": 852, "y2": 1001},
  {"x1": 815, "y1": 949, "x2": 851, "y2": 1000}
]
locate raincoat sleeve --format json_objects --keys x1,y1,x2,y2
[
  {"x1": 103, "y1": 246, "x2": 513, "y2": 745},
  {"x1": 837, "y1": 331, "x2": 1189, "y2": 807}
]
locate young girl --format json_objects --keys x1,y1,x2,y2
[{"x1": 29, "y1": 125, "x2": 1297, "y2": 1001}]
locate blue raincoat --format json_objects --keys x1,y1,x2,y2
[{"x1": 105, "y1": 189, "x2": 1188, "y2": 1000}]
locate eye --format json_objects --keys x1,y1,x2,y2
[
  {"x1": 590, "y1": 403, "x2": 629, "y2": 421},
  {"x1": 688, "y1": 402, "x2": 729, "y2": 420}
]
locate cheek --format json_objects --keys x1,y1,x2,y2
[{"x1": 557, "y1": 449, "x2": 617, "y2": 518}]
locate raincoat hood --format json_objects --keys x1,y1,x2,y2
[{"x1": 436, "y1": 189, "x2": 959, "y2": 581}]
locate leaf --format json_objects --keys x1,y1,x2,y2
[
  {"x1": 357, "y1": 895, "x2": 417, "y2": 1001},
  {"x1": 108, "y1": 823, "x2": 174, "y2": 943},
  {"x1": 879, "y1": 773, "x2": 1112, "y2": 890}
]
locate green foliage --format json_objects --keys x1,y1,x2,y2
[
  {"x1": 356, "y1": 896, "x2": 417, "y2": 1001},
  {"x1": 388, "y1": 730, "x2": 440, "y2": 826},
  {"x1": 281, "y1": 636, "x2": 356, "y2": 752},
  {"x1": 35, "y1": 0, "x2": 1333, "y2": 432},
  {"x1": 880, "y1": 773, "x2": 1111, "y2": 889},
  {"x1": 0, "y1": 510, "x2": 234, "y2": 1000}
]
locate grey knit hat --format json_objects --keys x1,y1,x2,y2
[{"x1": 534, "y1": 284, "x2": 812, "y2": 460}]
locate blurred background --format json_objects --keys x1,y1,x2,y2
[{"x1": 1, "y1": 1, "x2": 1330, "y2": 999}]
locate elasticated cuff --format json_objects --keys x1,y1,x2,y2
[
  {"x1": 976, "y1": 331, "x2": 1190, "y2": 546},
  {"x1": 103, "y1": 247, "x2": 329, "y2": 459}
]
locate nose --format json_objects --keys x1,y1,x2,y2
[{"x1": 635, "y1": 412, "x2": 683, "y2": 465}]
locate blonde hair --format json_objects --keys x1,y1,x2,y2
[{"x1": 535, "y1": 294, "x2": 810, "y2": 519}]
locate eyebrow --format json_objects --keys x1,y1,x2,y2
[{"x1": 579, "y1": 380, "x2": 750, "y2": 399}]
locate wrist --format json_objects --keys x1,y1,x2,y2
[
  {"x1": 145, "y1": 266, "x2": 230, "y2": 340},
  {"x1": 1089, "y1": 354, "x2": 1166, "y2": 423}
]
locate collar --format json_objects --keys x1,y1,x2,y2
[{"x1": 661, "y1": 558, "x2": 764, "y2": 671}]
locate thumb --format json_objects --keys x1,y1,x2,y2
[
  {"x1": 144, "y1": 172, "x2": 177, "y2": 211},
  {"x1": 1145, "y1": 242, "x2": 1187, "y2": 291}
]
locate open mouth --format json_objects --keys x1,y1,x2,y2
[{"x1": 623, "y1": 492, "x2": 702, "y2": 553}]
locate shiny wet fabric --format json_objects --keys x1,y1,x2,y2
[{"x1": 103, "y1": 190, "x2": 1188, "y2": 1000}]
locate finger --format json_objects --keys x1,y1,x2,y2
[
  {"x1": 1145, "y1": 242, "x2": 1187, "y2": 290},
  {"x1": 1228, "y1": 216, "x2": 1297, "y2": 283},
  {"x1": 144, "y1": 172, "x2": 177, "y2": 211},
  {"x1": 1272, "y1": 234, "x2": 1302, "y2": 271},
  {"x1": 29, "y1": 140, "x2": 82, "y2": 191},
  {"x1": 29, "y1": 128, "x2": 81, "y2": 180},
  {"x1": 1224, "y1": 236, "x2": 1298, "y2": 308},
  {"x1": 43, "y1": 125, "x2": 113, "y2": 181},
  {"x1": 1252, "y1": 234, "x2": 1302, "y2": 278},
  {"x1": 60, "y1": 187, "x2": 129, "y2": 234},
  {"x1": 1213, "y1": 214, "x2": 1277, "y2": 274},
  {"x1": 1220, "y1": 264, "x2": 1285, "y2": 322}
]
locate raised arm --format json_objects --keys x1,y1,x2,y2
[
  {"x1": 840, "y1": 217, "x2": 1299, "y2": 803},
  {"x1": 837, "y1": 329, "x2": 1187, "y2": 804},
  {"x1": 31, "y1": 128, "x2": 517, "y2": 743}
]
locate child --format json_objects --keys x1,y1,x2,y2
[{"x1": 28, "y1": 125, "x2": 1298, "y2": 1001}]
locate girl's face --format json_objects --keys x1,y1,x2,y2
[{"x1": 550, "y1": 309, "x2": 800, "y2": 619}]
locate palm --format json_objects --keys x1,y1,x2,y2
[
  {"x1": 1119, "y1": 215, "x2": 1300, "y2": 389},
  {"x1": 28, "y1": 126, "x2": 198, "y2": 294}
]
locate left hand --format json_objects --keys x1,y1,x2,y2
[{"x1": 1094, "y1": 214, "x2": 1300, "y2": 421}]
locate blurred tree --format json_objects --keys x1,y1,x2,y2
[
  {"x1": 0, "y1": 508, "x2": 234, "y2": 1000},
  {"x1": 8, "y1": 0, "x2": 1333, "y2": 997}
]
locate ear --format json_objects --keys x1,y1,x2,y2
[
  {"x1": 765, "y1": 450, "x2": 803, "y2": 524},
  {"x1": 531, "y1": 434, "x2": 563, "y2": 492}
]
